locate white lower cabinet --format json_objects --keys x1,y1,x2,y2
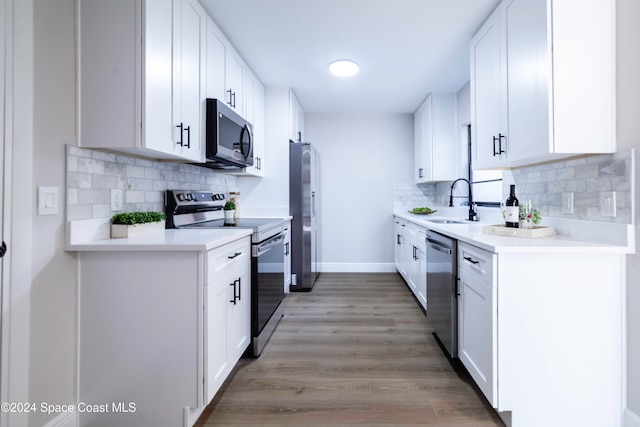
[
  {"x1": 456, "y1": 241, "x2": 625, "y2": 427},
  {"x1": 457, "y1": 242, "x2": 497, "y2": 406},
  {"x1": 394, "y1": 216, "x2": 427, "y2": 310},
  {"x1": 284, "y1": 222, "x2": 292, "y2": 290},
  {"x1": 204, "y1": 237, "x2": 251, "y2": 403},
  {"x1": 410, "y1": 244, "x2": 427, "y2": 309},
  {"x1": 78, "y1": 236, "x2": 251, "y2": 427}
]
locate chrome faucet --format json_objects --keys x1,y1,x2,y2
[{"x1": 449, "y1": 178, "x2": 478, "y2": 222}]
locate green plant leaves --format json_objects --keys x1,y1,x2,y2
[{"x1": 111, "y1": 211, "x2": 165, "y2": 225}]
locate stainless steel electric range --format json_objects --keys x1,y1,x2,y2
[{"x1": 165, "y1": 190, "x2": 287, "y2": 357}]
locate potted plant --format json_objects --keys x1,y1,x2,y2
[
  {"x1": 223, "y1": 201, "x2": 236, "y2": 224},
  {"x1": 111, "y1": 211, "x2": 166, "y2": 238},
  {"x1": 519, "y1": 201, "x2": 542, "y2": 229}
]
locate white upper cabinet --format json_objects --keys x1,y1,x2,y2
[
  {"x1": 289, "y1": 91, "x2": 304, "y2": 142},
  {"x1": 470, "y1": 7, "x2": 502, "y2": 169},
  {"x1": 225, "y1": 50, "x2": 245, "y2": 115},
  {"x1": 205, "y1": 16, "x2": 227, "y2": 102},
  {"x1": 79, "y1": 0, "x2": 205, "y2": 162},
  {"x1": 173, "y1": 0, "x2": 207, "y2": 162},
  {"x1": 205, "y1": 16, "x2": 265, "y2": 176},
  {"x1": 205, "y1": 16, "x2": 244, "y2": 115},
  {"x1": 242, "y1": 70, "x2": 266, "y2": 177},
  {"x1": 414, "y1": 93, "x2": 457, "y2": 183},
  {"x1": 471, "y1": 0, "x2": 615, "y2": 169}
]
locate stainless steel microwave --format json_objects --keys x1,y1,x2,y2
[{"x1": 200, "y1": 98, "x2": 253, "y2": 170}]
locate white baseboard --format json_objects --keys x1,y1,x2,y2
[
  {"x1": 42, "y1": 411, "x2": 77, "y2": 427},
  {"x1": 625, "y1": 408, "x2": 640, "y2": 427},
  {"x1": 318, "y1": 263, "x2": 396, "y2": 273}
]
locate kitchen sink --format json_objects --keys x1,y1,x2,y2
[{"x1": 426, "y1": 219, "x2": 467, "y2": 224}]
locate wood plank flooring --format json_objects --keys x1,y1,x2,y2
[{"x1": 196, "y1": 273, "x2": 504, "y2": 426}]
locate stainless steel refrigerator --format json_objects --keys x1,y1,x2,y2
[{"x1": 289, "y1": 141, "x2": 319, "y2": 291}]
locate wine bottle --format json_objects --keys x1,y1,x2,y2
[{"x1": 505, "y1": 184, "x2": 519, "y2": 228}]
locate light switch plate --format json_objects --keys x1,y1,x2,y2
[
  {"x1": 37, "y1": 186, "x2": 59, "y2": 216},
  {"x1": 562, "y1": 192, "x2": 574, "y2": 214},
  {"x1": 600, "y1": 191, "x2": 616, "y2": 217}
]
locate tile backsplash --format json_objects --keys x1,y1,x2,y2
[
  {"x1": 66, "y1": 145, "x2": 239, "y2": 221},
  {"x1": 394, "y1": 150, "x2": 634, "y2": 225},
  {"x1": 502, "y1": 150, "x2": 633, "y2": 224}
]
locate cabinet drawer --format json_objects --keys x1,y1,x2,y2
[
  {"x1": 394, "y1": 217, "x2": 407, "y2": 228},
  {"x1": 458, "y1": 242, "x2": 495, "y2": 285},
  {"x1": 206, "y1": 237, "x2": 251, "y2": 283},
  {"x1": 407, "y1": 222, "x2": 426, "y2": 238}
]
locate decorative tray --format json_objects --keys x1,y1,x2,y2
[
  {"x1": 408, "y1": 208, "x2": 437, "y2": 215},
  {"x1": 483, "y1": 224, "x2": 555, "y2": 239}
]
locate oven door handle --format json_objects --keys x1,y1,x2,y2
[{"x1": 253, "y1": 233, "x2": 285, "y2": 257}]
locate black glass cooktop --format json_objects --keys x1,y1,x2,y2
[{"x1": 181, "y1": 218, "x2": 282, "y2": 230}]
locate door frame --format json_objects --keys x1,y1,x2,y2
[{"x1": 2, "y1": 1, "x2": 32, "y2": 425}]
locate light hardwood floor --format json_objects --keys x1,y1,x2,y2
[{"x1": 197, "y1": 272, "x2": 504, "y2": 426}]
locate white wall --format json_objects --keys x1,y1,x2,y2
[
  {"x1": 617, "y1": 0, "x2": 640, "y2": 424},
  {"x1": 29, "y1": 1, "x2": 77, "y2": 426},
  {"x1": 304, "y1": 113, "x2": 413, "y2": 272}
]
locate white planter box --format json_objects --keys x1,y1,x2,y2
[{"x1": 111, "y1": 220, "x2": 166, "y2": 239}]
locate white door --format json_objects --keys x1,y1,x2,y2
[{"x1": 0, "y1": 0, "x2": 7, "y2": 409}]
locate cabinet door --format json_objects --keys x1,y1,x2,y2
[
  {"x1": 470, "y1": 6, "x2": 503, "y2": 168},
  {"x1": 409, "y1": 245, "x2": 427, "y2": 309},
  {"x1": 413, "y1": 100, "x2": 427, "y2": 183},
  {"x1": 205, "y1": 17, "x2": 227, "y2": 101},
  {"x1": 284, "y1": 227, "x2": 291, "y2": 290},
  {"x1": 414, "y1": 93, "x2": 456, "y2": 183},
  {"x1": 205, "y1": 275, "x2": 230, "y2": 403},
  {"x1": 401, "y1": 239, "x2": 413, "y2": 285},
  {"x1": 143, "y1": 0, "x2": 175, "y2": 156},
  {"x1": 417, "y1": 247, "x2": 427, "y2": 310},
  {"x1": 173, "y1": 0, "x2": 206, "y2": 162},
  {"x1": 241, "y1": 71, "x2": 266, "y2": 177},
  {"x1": 227, "y1": 260, "x2": 251, "y2": 364},
  {"x1": 431, "y1": 94, "x2": 457, "y2": 181},
  {"x1": 289, "y1": 91, "x2": 304, "y2": 142},
  {"x1": 408, "y1": 245, "x2": 419, "y2": 294},
  {"x1": 458, "y1": 269, "x2": 497, "y2": 406},
  {"x1": 501, "y1": 0, "x2": 549, "y2": 162},
  {"x1": 394, "y1": 232, "x2": 403, "y2": 273},
  {"x1": 226, "y1": 50, "x2": 245, "y2": 114}
]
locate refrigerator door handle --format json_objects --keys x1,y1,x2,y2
[{"x1": 311, "y1": 191, "x2": 316, "y2": 217}]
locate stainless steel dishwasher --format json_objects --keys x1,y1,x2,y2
[{"x1": 426, "y1": 231, "x2": 458, "y2": 358}]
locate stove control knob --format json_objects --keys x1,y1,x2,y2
[
  {"x1": 177, "y1": 193, "x2": 185, "y2": 201},
  {"x1": 185, "y1": 193, "x2": 193, "y2": 201}
]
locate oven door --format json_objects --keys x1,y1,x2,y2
[{"x1": 251, "y1": 232, "x2": 285, "y2": 355}]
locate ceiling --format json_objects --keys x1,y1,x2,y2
[{"x1": 199, "y1": 0, "x2": 500, "y2": 114}]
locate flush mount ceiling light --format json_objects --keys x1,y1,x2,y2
[{"x1": 329, "y1": 59, "x2": 359, "y2": 77}]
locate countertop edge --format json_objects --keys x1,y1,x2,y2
[
  {"x1": 64, "y1": 220, "x2": 254, "y2": 252},
  {"x1": 393, "y1": 210, "x2": 635, "y2": 254}
]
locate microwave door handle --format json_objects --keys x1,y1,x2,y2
[{"x1": 241, "y1": 124, "x2": 253, "y2": 161}]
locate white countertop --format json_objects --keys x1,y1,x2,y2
[
  {"x1": 394, "y1": 207, "x2": 635, "y2": 254},
  {"x1": 65, "y1": 218, "x2": 255, "y2": 252}
]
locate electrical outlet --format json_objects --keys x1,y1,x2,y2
[
  {"x1": 562, "y1": 192, "x2": 574, "y2": 214},
  {"x1": 111, "y1": 189, "x2": 123, "y2": 211},
  {"x1": 600, "y1": 191, "x2": 616, "y2": 217}
]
